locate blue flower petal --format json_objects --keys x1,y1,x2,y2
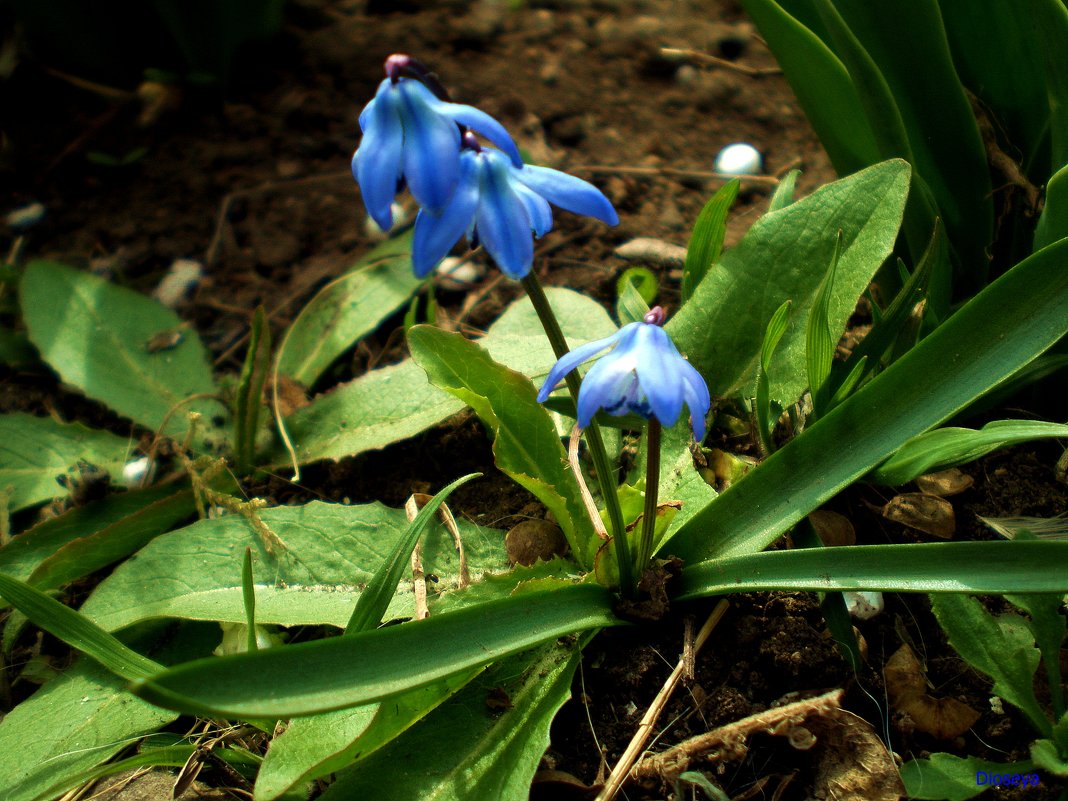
[
  {"x1": 513, "y1": 181, "x2": 554, "y2": 238},
  {"x1": 634, "y1": 325, "x2": 684, "y2": 427},
  {"x1": 411, "y1": 152, "x2": 482, "y2": 277},
  {"x1": 397, "y1": 80, "x2": 462, "y2": 213},
  {"x1": 513, "y1": 165, "x2": 619, "y2": 225},
  {"x1": 353, "y1": 86, "x2": 403, "y2": 231},
  {"x1": 431, "y1": 99, "x2": 523, "y2": 167},
  {"x1": 474, "y1": 151, "x2": 535, "y2": 277},
  {"x1": 577, "y1": 343, "x2": 640, "y2": 428},
  {"x1": 536, "y1": 326, "x2": 630, "y2": 403},
  {"x1": 679, "y1": 361, "x2": 710, "y2": 440}
]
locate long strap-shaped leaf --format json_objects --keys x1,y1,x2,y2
[
  {"x1": 131, "y1": 583, "x2": 619, "y2": 719},
  {"x1": 676, "y1": 541, "x2": 1068, "y2": 601},
  {"x1": 672, "y1": 237, "x2": 1068, "y2": 563},
  {"x1": 0, "y1": 573, "x2": 161, "y2": 680}
]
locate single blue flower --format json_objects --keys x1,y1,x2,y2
[
  {"x1": 536, "y1": 308, "x2": 710, "y2": 440},
  {"x1": 352, "y1": 76, "x2": 522, "y2": 231},
  {"x1": 412, "y1": 143, "x2": 619, "y2": 279}
]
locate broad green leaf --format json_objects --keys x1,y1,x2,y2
[
  {"x1": 1035, "y1": 162, "x2": 1068, "y2": 251},
  {"x1": 0, "y1": 573, "x2": 161, "y2": 679},
  {"x1": 131, "y1": 583, "x2": 619, "y2": 718},
  {"x1": 408, "y1": 326, "x2": 597, "y2": 567},
  {"x1": 1031, "y1": 738, "x2": 1068, "y2": 777},
  {"x1": 278, "y1": 289, "x2": 616, "y2": 467},
  {"x1": 255, "y1": 670, "x2": 479, "y2": 801},
  {"x1": 681, "y1": 179, "x2": 739, "y2": 302},
  {"x1": 900, "y1": 754, "x2": 1038, "y2": 801},
  {"x1": 234, "y1": 305, "x2": 271, "y2": 475},
  {"x1": 872, "y1": 420, "x2": 1068, "y2": 486},
  {"x1": 276, "y1": 232, "x2": 422, "y2": 387},
  {"x1": 0, "y1": 412, "x2": 132, "y2": 512},
  {"x1": 672, "y1": 236, "x2": 1068, "y2": 562},
  {"x1": 1005, "y1": 593, "x2": 1066, "y2": 717},
  {"x1": 930, "y1": 594, "x2": 1050, "y2": 737},
  {"x1": 26, "y1": 745, "x2": 195, "y2": 801},
  {"x1": 677, "y1": 541, "x2": 1068, "y2": 600},
  {"x1": 19, "y1": 260, "x2": 225, "y2": 444},
  {"x1": 80, "y1": 501, "x2": 509, "y2": 632},
  {"x1": 738, "y1": 0, "x2": 879, "y2": 175},
  {"x1": 319, "y1": 636, "x2": 592, "y2": 801},
  {"x1": 347, "y1": 473, "x2": 479, "y2": 633},
  {"x1": 1027, "y1": 0, "x2": 1068, "y2": 171},
  {"x1": 669, "y1": 159, "x2": 909, "y2": 409},
  {"x1": 0, "y1": 658, "x2": 176, "y2": 801}
]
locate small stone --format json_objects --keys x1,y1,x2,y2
[
  {"x1": 5, "y1": 201, "x2": 45, "y2": 230},
  {"x1": 844, "y1": 591, "x2": 884, "y2": 620},
  {"x1": 615, "y1": 237, "x2": 688, "y2": 268},
  {"x1": 121, "y1": 457, "x2": 155, "y2": 488},
  {"x1": 714, "y1": 143, "x2": 763, "y2": 175},
  {"x1": 505, "y1": 519, "x2": 568, "y2": 566},
  {"x1": 364, "y1": 203, "x2": 408, "y2": 241},
  {"x1": 152, "y1": 259, "x2": 203, "y2": 308},
  {"x1": 674, "y1": 64, "x2": 698, "y2": 85},
  {"x1": 436, "y1": 257, "x2": 484, "y2": 290}
]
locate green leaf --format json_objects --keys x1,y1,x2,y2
[
  {"x1": 669, "y1": 159, "x2": 910, "y2": 409},
  {"x1": 1035, "y1": 162, "x2": 1068, "y2": 251},
  {"x1": 275, "y1": 233, "x2": 423, "y2": 387},
  {"x1": 317, "y1": 636, "x2": 592, "y2": 801},
  {"x1": 767, "y1": 169, "x2": 800, "y2": 212},
  {"x1": 671, "y1": 235, "x2": 1068, "y2": 562},
  {"x1": 677, "y1": 541, "x2": 1068, "y2": 599},
  {"x1": 0, "y1": 328, "x2": 35, "y2": 367},
  {"x1": 0, "y1": 573, "x2": 161, "y2": 679},
  {"x1": 19, "y1": 260, "x2": 225, "y2": 444},
  {"x1": 930, "y1": 594, "x2": 1051, "y2": 737},
  {"x1": 650, "y1": 422, "x2": 718, "y2": 551},
  {"x1": 615, "y1": 267, "x2": 654, "y2": 325},
  {"x1": 408, "y1": 326, "x2": 598, "y2": 567},
  {"x1": 806, "y1": 230, "x2": 842, "y2": 410},
  {"x1": 347, "y1": 473, "x2": 480, "y2": 633},
  {"x1": 873, "y1": 420, "x2": 1068, "y2": 486},
  {"x1": 131, "y1": 583, "x2": 619, "y2": 718},
  {"x1": 26, "y1": 745, "x2": 195, "y2": 801},
  {"x1": 900, "y1": 754, "x2": 1038, "y2": 801},
  {"x1": 1031, "y1": 738, "x2": 1068, "y2": 777},
  {"x1": 737, "y1": 0, "x2": 879, "y2": 175},
  {"x1": 681, "y1": 179, "x2": 740, "y2": 302},
  {"x1": 79, "y1": 501, "x2": 509, "y2": 632},
  {"x1": 1026, "y1": 0, "x2": 1068, "y2": 171},
  {"x1": 0, "y1": 412, "x2": 134, "y2": 512},
  {"x1": 278, "y1": 289, "x2": 616, "y2": 467},
  {"x1": 234, "y1": 306, "x2": 271, "y2": 474},
  {"x1": 1005, "y1": 593, "x2": 1066, "y2": 718},
  {"x1": 756, "y1": 300, "x2": 792, "y2": 452},
  {"x1": 0, "y1": 659, "x2": 176, "y2": 801}
]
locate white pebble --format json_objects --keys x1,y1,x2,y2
[
  {"x1": 152, "y1": 259, "x2": 203, "y2": 308},
  {"x1": 436, "y1": 256, "x2": 484, "y2": 289},
  {"x1": 5, "y1": 201, "x2": 46, "y2": 230},
  {"x1": 614, "y1": 237, "x2": 688, "y2": 268},
  {"x1": 714, "y1": 143, "x2": 763, "y2": 175},
  {"x1": 364, "y1": 203, "x2": 408, "y2": 241},
  {"x1": 844, "y1": 591, "x2": 884, "y2": 620},
  {"x1": 121, "y1": 456, "x2": 155, "y2": 487}
]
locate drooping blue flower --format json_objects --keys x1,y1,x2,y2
[
  {"x1": 536, "y1": 308, "x2": 711, "y2": 440},
  {"x1": 412, "y1": 143, "x2": 619, "y2": 279},
  {"x1": 352, "y1": 75, "x2": 522, "y2": 231}
]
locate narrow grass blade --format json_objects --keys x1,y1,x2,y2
[
  {"x1": 0, "y1": 574, "x2": 161, "y2": 680},
  {"x1": 346, "y1": 473, "x2": 480, "y2": 634},
  {"x1": 242, "y1": 546, "x2": 257, "y2": 652},
  {"x1": 682, "y1": 179, "x2": 739, "y2": 302},
  {"x1": 768, "y1": 169, "x2": 800, "y2": 212},
  {"x1": 806, "y1": 230, "x2": 842, "y2": 413},
  {"x1": 131, "y1": 583, "x2": 619, "y2": 719},
  {"x1": 676, "y1": 541, "x2": 1068, "y2": 600},
  {"x1": 234, "y1": 305, "x2": 271, "y2": 475},
  {"x1": 672, "y1": 237, "x2": 1068, "y2": 562}
]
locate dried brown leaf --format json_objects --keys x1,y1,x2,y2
[{"x1": 881, "y1": 493, "x2": 956, "y2": 538}]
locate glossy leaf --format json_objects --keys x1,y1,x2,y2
[
  {"x1": 19, "y1": 260, "x2": 225, "y2": 444},
  {"x1": 408, "y1": 326, "x2": 597, "y2": 567},
  {"x1": 668, "y1": 159, "x2": 909, "y2": 409},
  {"x1": 677, "y1": 541, "x2": 1068, "y2": 600},
  {"x1": 671, "y1": 236, "x2": 1068, "y2": 562},
  {"x1": 900, "y1": 754, "x2": 1038, "y2": 801},
  {"x1": 681, "y1": 179, "x2": 739, "y2": 302},
  {"x1": 80, "y1": 501, "x2": 508, "y2": 632},
  {"x1": 275, "y1": 232, "x2": 422, "y2": 387},
  {"x1": 319, "y1": 636, "x2": 592, "y2": 801},
  {"x1": 1035, "y1": 162, "x2": 1068, "y2": 251},
  {"x1": 872, "y1": 420, "x2": 1068, "y2": 486},
  {"x1": 131, "y1": 583, "x2": 619, "y2": 718},
  {"x1": 0, "y1": 412, "x2": 132, "y2": 512}
]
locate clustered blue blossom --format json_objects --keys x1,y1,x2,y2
[
  {"x1": 352, "y1": 54, "x2": 618, "y2": 279},
  {"x1": 537, "y1": 307, "x2": 711, "y2": 440}
]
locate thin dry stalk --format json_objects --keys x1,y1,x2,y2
[
  {"x1": 595, "y1": 600, "x2": 730, "y2": 801},
  {"x1": 660, "y1": 47, "x2": 783, "y2": 77},
  {"x1": 631, "y1": 689, "x2": 845, "y2": 782},
  {"x1": 569, "y1": 426, "x2": 610, "y2": 540}
]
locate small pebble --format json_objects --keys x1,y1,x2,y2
[
  {"x1": 364, "y1": 203, "x2": 408, "y2": 241},
  {"x1": 5, "y1": 201, "x2": 46, "y2": 230},
  {"x1": 615, "y1": 237, "x2": 688, "y2": 268},
  {"x1": 844, "y1": 591, "x2": 884, "y2": 620},
  {"x1": 714, "y1": 142, "x2": 763, "y2": 175},
  {"x1": 121, "y1": 456, "x2": 155, "y2": 487},
  {"x1": 152, "y1": 259, "x2": 203, "y2": 308},
  {"x1": 436, "y1": 256, "x2": 484, "y2": 289}
]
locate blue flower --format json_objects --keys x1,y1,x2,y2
[
  {"x1": 352, "y1": 77, "x2": 522, "y2": 231},
  {"x1": 536, "y1": 310, "x2": 710, "y2": 440},
  {"x1": 412, "y1": 144, "x2": 619, "y2": 279}
]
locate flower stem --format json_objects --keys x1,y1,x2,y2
[
  {"x1": 520, "y1": 272, "x2": 636, "y2": 597},
  {"x1": 636, "y1": 418, "x2": 661, "y2": 574}
]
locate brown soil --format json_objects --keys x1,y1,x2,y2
[{"x1": 2, "y1": 1, "x2": 1065, "y2": 800}]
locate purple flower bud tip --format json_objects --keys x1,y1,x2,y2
[
  {"x1": 385, "y1": 54, "x2": 412, "y2": 83},
  {"x1": 643, "y1": 306, "x2": 666, "y2": 326}
]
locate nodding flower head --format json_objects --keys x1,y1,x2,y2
[
  {"x1": 412, "y1": 144, "x2": 619, "y2": 279},
  {"x1": 352, "y1": 55, "x2": 521, "y2": 231},
  {"x1": 536, "y1": 308, "x2": 710, "y2": 440}
]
